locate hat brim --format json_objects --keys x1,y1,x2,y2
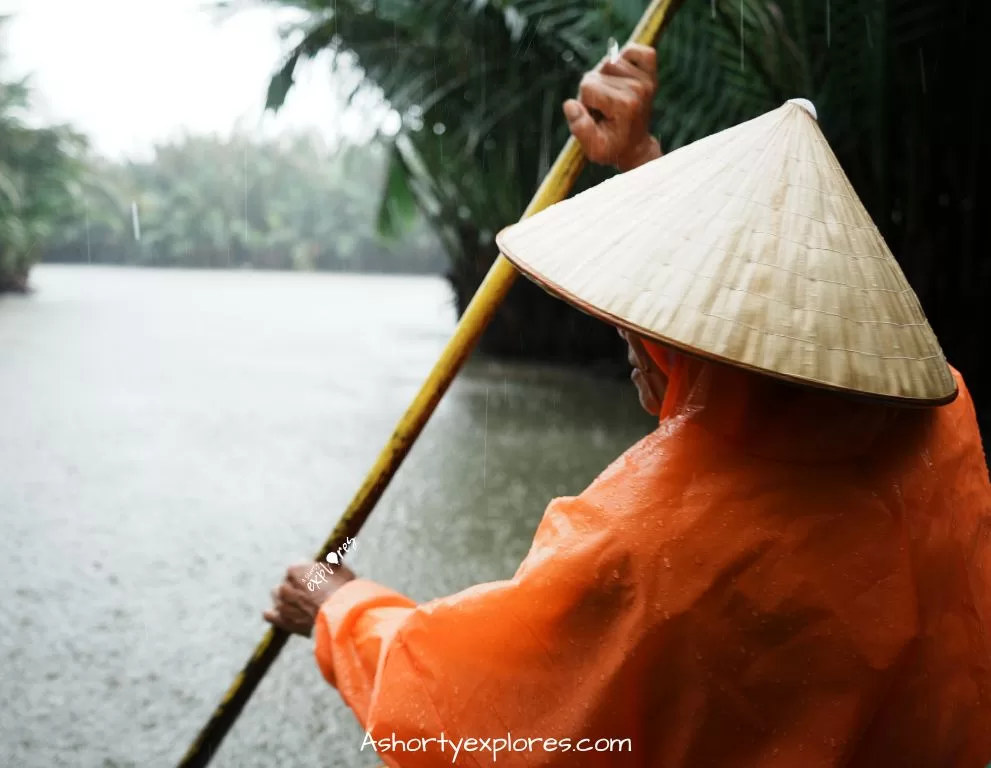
[{"x1": 497, "y1": 239, "x2": 959, "y2": 408}]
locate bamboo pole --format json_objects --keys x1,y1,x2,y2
[{"x1": 177, "y1": 2, "x2": 681, "y2": 765}]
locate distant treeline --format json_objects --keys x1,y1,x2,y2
[{"x1": 43, "y1": 135, "x2": 446, "y2": 275}]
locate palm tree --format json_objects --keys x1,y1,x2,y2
[{"x1": 258, "y1": 0, "x2": 989, "y2": 431}]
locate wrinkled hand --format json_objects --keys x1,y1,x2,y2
[
  {"x1": 564, "y1": 43, "x2": 662, "y2": 171},
  {"x1": 263, "y1": 561, "x2": 356, "y2": 637}
]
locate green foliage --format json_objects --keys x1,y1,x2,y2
[
  {"x1": 0, "y1": 16, "x2": 86, "y2": 291},
  {"x1": 258, "y1": 0, "x2": 954, "y2": 264},
  {"x1": 262, "y1": 0, "x2": 620, "y2": 265},
  {"x1": 45, "y1": 134, "x2": 446, "y2": 274}
]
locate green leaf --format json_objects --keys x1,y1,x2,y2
[{"x1": 376, "y1": 142, "x2": 420, "y2": 238}]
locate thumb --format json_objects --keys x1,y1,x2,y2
[{"x1": 563, "y1": 99, "x2": 600, "y2": 150}]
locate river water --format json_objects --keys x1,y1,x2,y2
[{"x1": 0, "y1": 266, "x2": 650, "y2": 767}]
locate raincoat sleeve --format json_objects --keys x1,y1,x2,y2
[{"x1": 313, "y1": 492, "x2": 626, "y2": 765}]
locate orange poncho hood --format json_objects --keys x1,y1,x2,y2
[
  {"x1": 315, "y1": 350, "x2": 991, "y2": 766},
  {"x1": 643, "y1": 342, "x2": 908, "y2": 463}
]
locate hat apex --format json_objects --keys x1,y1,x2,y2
[
  {"x1": 497, "y1": 101, "x2": 956, "y2": 405},
  {"x1": 786, "y1": 98, "x2": 817, "y2": 120}
]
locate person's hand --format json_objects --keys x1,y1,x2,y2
[
  {"x1": 563, "y1": 43, "x2": 662, "y2": 172},
  {"x1": 263, "y1": 561, "x2": 356, "y2": 637}
]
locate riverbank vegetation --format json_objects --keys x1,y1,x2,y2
[
  {"x1": 2, "y1": 3, "x2": 987, "y2": 432},
  {"x1": 0, "y1": 17, "x2": 442, "y2": 290},
  {"x1": 43, "y1": 136, "x2": 445, "y2": 274},
  {"x1": 0, "y1": 17, "x2": 85, "y2": 292}
]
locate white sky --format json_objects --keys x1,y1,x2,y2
[{"x1": 0, "y1": 0, "x2": 387, "y2": 158}]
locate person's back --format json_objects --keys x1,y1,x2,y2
[
  {"x1": 565, "y1": 354, "x2": 991, "y2": 765},
  {"x1": 860, "y1": 369, "x2": 991, "y2": 764}
]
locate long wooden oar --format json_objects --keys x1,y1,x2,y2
[{"x1": 177, "y1": 2, "x2": 682, "y2": 765}]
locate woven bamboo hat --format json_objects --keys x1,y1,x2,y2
[{"x1": 497, "y1": 99, "x2": 957, "y2": 405}]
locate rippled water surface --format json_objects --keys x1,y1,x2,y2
[{"x1": 0, "y1": 266, "x2": 650, "y2": 767}]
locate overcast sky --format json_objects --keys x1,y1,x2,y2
[{"x1": 0, "y1": 0, "x2": 382, "y2": 157}]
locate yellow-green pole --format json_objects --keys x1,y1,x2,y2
[{"x1": 177, "y1": 2, "x2": 681, "y2": 765}]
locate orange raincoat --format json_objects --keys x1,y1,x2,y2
[{"x1": 315, "y1": 347, "x2": 991, "y2": 767}]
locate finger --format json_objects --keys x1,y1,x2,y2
[
  {"x1": 563, "y1": 99, "x2": 605, "y2": 148},
  {"x1": 270, "y1": 594, "x2": 288, "y2": 616},
  {"x1": 621, "y1": 43, "x2": 657, "y2": 77},
  {"x1": 581, "y1": 74, "x2": 644, "y2": 126},
  {"x1": 595, "y1": 71, "x2": 647, "y2": 96},
  {"x1": 276, "y1": 601, "x2": 306, "y2": 623},
  {"x1": 600, "y1": 57, "x2": 653, "y2": 91},
  {"x1": 265, "y1": 610, "x2": 301, "y2": 635},
  {"x1": 286, "y1": 562, "x2": 313, "y2": 582},
  {"x1": 265, "y1": 600, "x2": 303, "y2": 625},
  {"x1": 596, "y1": 65, "x2": 652, "y2": 105},
  {"x1": 275, "y1": 602, "x2": 314, "y2": 636},
  {"x1": 578, "y1": 72, "x2": 632, "y2": 116},
  {"x1": 277, "y1": 582, "x2": 305, "y2": 607},
  {"x1": 279, "y1": 582, "x2": 319, "y2": 614}
]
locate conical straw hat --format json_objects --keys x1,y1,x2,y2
[{"x1": 497, "y1": 100, "x2": 957, "y2": 405}]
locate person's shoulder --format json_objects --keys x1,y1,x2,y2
[
  {"x1": 931, "y1": 365, "x2": 989, "y2": 473},
  {"x1": 579, "y1": 415, "x2": 718, "y2": 508},
  {"x1": 940, "y1": 367, "x2": 980, "y2": 431},
  {"x1": 949, "y1": 365, "x2": 970, "y2": 398}
]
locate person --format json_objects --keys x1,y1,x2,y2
[{"x1": 265, "y1": 44, "x2": 991, "y2": 766}]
